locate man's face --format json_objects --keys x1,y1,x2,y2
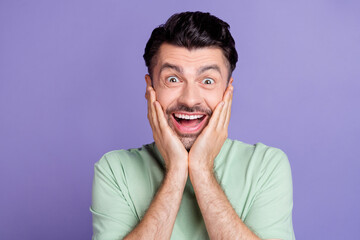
[{"x1": 146, "y1": 43, "x2": 232, "y2": 150}]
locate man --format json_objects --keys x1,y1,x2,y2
[{"x1": 91, "y1": 11, "x2": 295, "y2": 240}]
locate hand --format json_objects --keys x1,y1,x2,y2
[
  {"x1": 188, "y1": 83, "x2": 233, "y2": 174},
  {"x1": 145, "y1": 82, "x2": 189, "y2": 175}
]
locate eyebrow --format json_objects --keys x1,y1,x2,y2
[
  {"x1": 197, "y1": 64, "x2": 222, "y2": 76},
  {"x1": 159, "y1": 63, "x2": 183, "y2": 76},
  {"x1": 159, "y1": 63, "x2": 222, "y2": 77}
]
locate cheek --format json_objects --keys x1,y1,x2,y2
[
  {"x1": 155, "y1": 88, "x2": 178, "y2": 110},
  {"x1": 203, "y1": 90, "x2": 225, "y2": 111}
]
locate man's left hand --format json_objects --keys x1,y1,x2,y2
[{"x1": 188, "y1": 83, "x2": 233, "y2": 174}]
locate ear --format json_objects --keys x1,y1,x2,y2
[
  {"x1": 145, "y1": 74, "x2": 152, "y2": 87},
  {"x1": 229, "y1": 77, "x2": 234, "y2": 85}
]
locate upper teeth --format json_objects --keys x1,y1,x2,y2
[{"x1": 174, "y1": 113, "x2": 204, "y2": 120}]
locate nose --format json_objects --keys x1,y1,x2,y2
[{"x1": 177, "y1": 82, "x2": 202, "y2": 108}]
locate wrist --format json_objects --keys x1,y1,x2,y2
[
  {"x1": 165, "y1": 166, "x2": 188, "y2": 186},
  {"x1": 189, "y1": 160, "x2": 213, "y2": 176},
  {"x1": 189, "y1": 165, "x2": 215, "y2": 184}
]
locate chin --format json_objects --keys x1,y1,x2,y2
[{"x1": 179, "y1": 136, "x2": 197, "y2": 151}]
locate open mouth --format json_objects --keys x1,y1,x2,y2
[
  {"x1": 174, "y1": 113, "x2": 205, "y2": 126},
  {"x1": 171, "y1": 112, "x2": 207, "y2": 134}
]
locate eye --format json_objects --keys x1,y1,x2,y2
[
  {"x1": 202, "y1": 78, "x2": 215, "y2": 85},
  {"x1": 167, "y1": 76, "x2": 180, "y2": 83}
]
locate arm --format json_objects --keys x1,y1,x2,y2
[
  {"x1": 124, "y1": 81, "x2": 189, "y2": 239},
  {"x1": 124, "y1": 168, "x2": 187, "y2": 240},
  {"x1": 189, "y1": 168, "x2": 261, "y2": 240}
]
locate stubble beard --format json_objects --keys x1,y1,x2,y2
[
  {"x1": 167, "y1": 120, "x2": 199, "y2": 151},
  {"x1": 177, "y1": 134, "x2": 198, "y2": 152}
]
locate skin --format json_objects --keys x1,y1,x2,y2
[{"x1": 124, "y1": 43, "x2": 280, "y2": 240}]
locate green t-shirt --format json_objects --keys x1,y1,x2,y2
[{"x1": 91, "y1": 139, "x2": 295, "y2": 240}]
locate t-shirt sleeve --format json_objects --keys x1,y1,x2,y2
[
  {"x1": 90, "y1": 153, "x2": 139, "y2": 240},
  {"x1": 244, "y1": 147, "x2": 295, "y2": 240}
]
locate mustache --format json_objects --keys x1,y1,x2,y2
[{"x1": 166, "y1": 104, "x2": 212, "y2": 116}]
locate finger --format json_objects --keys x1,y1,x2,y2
[
  {"x1": 154, "y1": 101, "x2": 169, "y2": 133},
  {"x1": 146, "y1": 95, "x2": 155, "y2": 130},
  {"x1": 150, "y1": 88, "x2": 159, "y2": 130},
  {"x1": 207, "y1": 100, "x2": 225, "y2": 128},
  {"x1": 145, "y1": 77, "x2": 152, "y2": 100},
  {"x1": 145, "y1": 86, "x2": 150, "y2": 100},
  {"x1": 218, "y1": 84, "x2": 233, "y2": 128},
  {"x1": 224, "y1": 85, "x2": 233, "y2": 128},
  {"x1": 147, "y1": 87, "x2": 159, "y2": 131}
]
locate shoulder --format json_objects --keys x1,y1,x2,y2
[
  {"x1": 225, "y1": 139, "x2": 289, "y2": 164},
  {"x1": 225, "y1": 139, "x2": 287, "y2": 157},
  {"x1": 94, "y1": 143, "x2": 161, "y2": 179},
  {"x1": 252, "y1": 142, "x2": 292, "y2": 177},
  {"x1": 246, "y1": 141, "x2": 293, "y2": 193},
  {"x1": 93, "y1": 143, "x2": 165, "y2": 217},
  {"x1": 222, "y1": 139, "x2": 292, "y2": 180}
]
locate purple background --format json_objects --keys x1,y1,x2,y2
[{"x1": 1, "y1": 1, "x2": 359, "y2": 239}]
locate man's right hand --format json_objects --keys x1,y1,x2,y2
[
  {"x1": 124, "y1": 81, "x2": 189, "y2": 240},
  {"x1": 145, "y1": 81, "x2": 188, "y2": 177}
]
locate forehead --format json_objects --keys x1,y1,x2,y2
[{"x1": 154, "y1": 43, "x2": 229, "y2": 75}]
